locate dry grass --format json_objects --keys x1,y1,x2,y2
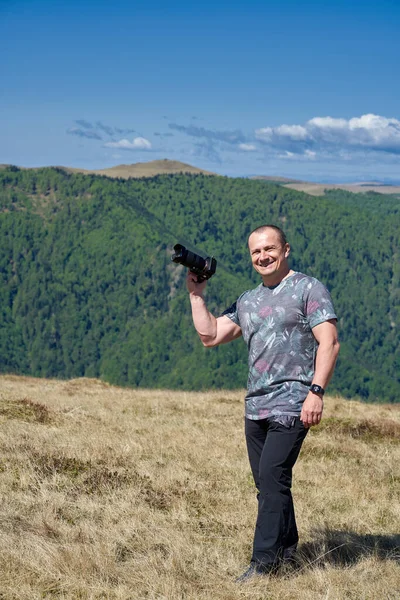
[
  {"x1": 283, "y1": 182, "x2": 400, "y2": 196},
  {"x1": 0, "y1": 375, "x2": 399, "y2": 599},
  {"x1": 44, "y1": 160, "x2": 216, "y2": 179},
  {"x1": 92, "y1": 160, "x2": 216, "y2": 179}
]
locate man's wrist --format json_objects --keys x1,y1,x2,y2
[
  {"x1": 309, "y1": 384, "x2": 325, "y2": 396},
  {"x1": 189, "y1": 292, "x2": 205, "y2": 302}
]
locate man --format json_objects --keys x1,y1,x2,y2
[{"x1": 186, "y1": 224, "x2": 340, "y2": 580}]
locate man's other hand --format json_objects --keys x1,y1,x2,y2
[{"x1": 300, "y1": 392, "x2": 324, "y2": 428}]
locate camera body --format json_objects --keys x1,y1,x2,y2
[{"x1": 171, "y1": 244, "x2": 217, "y2": 282}]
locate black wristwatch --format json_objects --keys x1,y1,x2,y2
[{"x1": 309, "y1": 384, "x2": 325, "y2": 396}]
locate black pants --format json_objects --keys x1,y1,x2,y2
[{"x1": 245, "y1": 416, "x2": 308, "y2": 568}]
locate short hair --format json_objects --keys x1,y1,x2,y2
[{"x1": 248, "y1": 224, "x2": 287, "y2": 247}]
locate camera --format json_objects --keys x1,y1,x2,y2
[{"x1": 171, "y1": 244, "x2": 217, "y2": 282}]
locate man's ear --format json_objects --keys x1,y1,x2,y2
[{"x1": 284, "y1": 243, "x2": 290, "y2": 258}]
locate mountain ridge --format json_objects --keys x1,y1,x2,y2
[
  {"x1": 3, "y1": 160, "x2": 400, "y2": 194},
  {"x1": 1, "y1": 159, "x2": 217, "y2": 179}
]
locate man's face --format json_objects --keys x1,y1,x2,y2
[{"x1": 248, "y1": 228, "x2": 290, "y2": 284}]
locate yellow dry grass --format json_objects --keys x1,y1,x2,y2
[
  {"x1": 0, "y1": 375, "x2": 399, "y2": 600},
  {"x1": 54, "y1": 160, "x2": 216, "y2": 179},
  {"x1": 283, "y1": 182, "x2": 400, "y2": 196}
]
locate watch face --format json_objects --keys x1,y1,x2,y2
[{"x1": 310, "y1": 384, "x2": 324, "y2": 395}]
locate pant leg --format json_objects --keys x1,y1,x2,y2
[
  {"x1": 245, "y1": 417, "x2": 308, "y2": 568},
  {"x1": 245, "y1": 416, "x2": 269, "y2": 491}
]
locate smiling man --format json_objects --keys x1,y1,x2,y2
[{"x1": 186, "y1": 224, "x2": 340, "y2": 580}]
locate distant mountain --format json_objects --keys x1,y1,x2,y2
[
  {"x1": 1, "y1": 159, "x2": 216, "y2": 179},
  {"x1": 250, "y1": 175, "x2": 400, "y2": 196},
  {"x1": 4, "y1": 161, "x2": 400, "y2": 193},
  {"x1": 58, "y1": 159, "x2": 217, "y2": 179},
  {"x1": 283, "y1": 182, "x2": 400, "y2": 196},
  {"x1": 250, "y1": 175, "x2": 304, "y2": 184}
]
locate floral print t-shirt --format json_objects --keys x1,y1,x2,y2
[{"x1": 222, "y1": 272, "x2": 337, "y2": 420}]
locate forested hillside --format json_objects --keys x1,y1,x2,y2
[{"x1": 0, "y1": 166, "x2": 399, "y2": 402}]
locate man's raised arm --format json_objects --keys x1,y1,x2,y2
[{"x1": 186, "y1": 272, "x2": 242, "y2": 347}]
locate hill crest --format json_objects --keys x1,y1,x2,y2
[
  {"x1": 3, "y1": 161, "x2": 400, "y2": 194},
  {"x1": 1, "y1": 160, "x2": 216, "y2": 179},
  {"x1": 58, "y1": 159, "x2": 217, "y2": 179}
]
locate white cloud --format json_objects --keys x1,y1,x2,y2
[
  {"x1": 307, "y1": 117, "x2": 348, "y2": 130},
  {"x1": 239, "y1": 143, "x2": 257, "y2": 151},
  {"x1": 255, "y1": 114, "x2": 400, "y2": 155},
  {"x1": 275, "y1": 124, "x2": 309, "y2": 140},
  {"x1": 305, "y1": 149, "x2": 316, "y2": 159},
  {"x1": 278, "y1": 151, "x2": 295, "y2": 159},
  {"x1": 277, "y1": 150, "x2": 316, "y2": 160},
  {"x1": 104, "y1": 137, "x2": 152, "y2": 150},
  {"x1": 256, "y1": 124, "x2": 310, "y2": 143},
  {"x1": 255, "y1": 127, "x2": 272, "y2": 141}
]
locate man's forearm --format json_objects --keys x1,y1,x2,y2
[
  {"x1": 301, "y1": 339, "x2": 339, "y2": 427},
  {"x1": 189, "y1": 293, "x2": 218, "y2": 345},
  {"x1": 312, "y1": 339, "x2": 340, "y2": 389}
]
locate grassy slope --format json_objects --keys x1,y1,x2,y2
[
  {"x1": 0, "y1": 375, "x2": 399, "y2": 599},
  {"x1": 25, "y1": 160, "x2": 216, "y2": 179},
  {"x1": 283, "y1": 182, "x2": 400, "y2": 196},
  {"x1": 250, "y1": 174, "x2": 400, "y2": 195},
  {"x1": 91, "y1": 160, "x2": 216, "y2": 178}
]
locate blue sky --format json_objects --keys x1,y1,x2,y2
[{"x1": 1, "y1": 0, "x2": 400, "y2": 181}]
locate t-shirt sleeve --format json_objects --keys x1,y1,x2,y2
[
  {"x1": 304, "y1": 279, "x2": 337, "y2": 329},
  {"x1": 221, "y1": 301, "x2": 240, "y2": 325}
]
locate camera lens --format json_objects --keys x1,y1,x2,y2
[
  {"x1": 172, "y1": 245, "x2": 206, "y2": 271},
  {"x1": 171, "y1": 244, "x2": 187, "y2": 264}
]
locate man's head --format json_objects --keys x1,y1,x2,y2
[{"x1": 248, "y1": 225, "x2": 291, "y2": 286}]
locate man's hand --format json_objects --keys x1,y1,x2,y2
[
  {"x1": 300, "y1": 392, "x2": 324, "y2": 428},
  {"x1": 186, "y1": 271, "x2": 208, "y2": 295}
]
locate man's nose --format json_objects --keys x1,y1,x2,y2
[{"x1": 260, "y1": 250, "x2": 268, "y2": 260}]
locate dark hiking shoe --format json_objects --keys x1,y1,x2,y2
[
  {"x1": 283, "y1": 549, "x2": 297, "y2": 564},
  {"x1": 235, "y1": 562, "x2": 276, "y2": 583}
]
